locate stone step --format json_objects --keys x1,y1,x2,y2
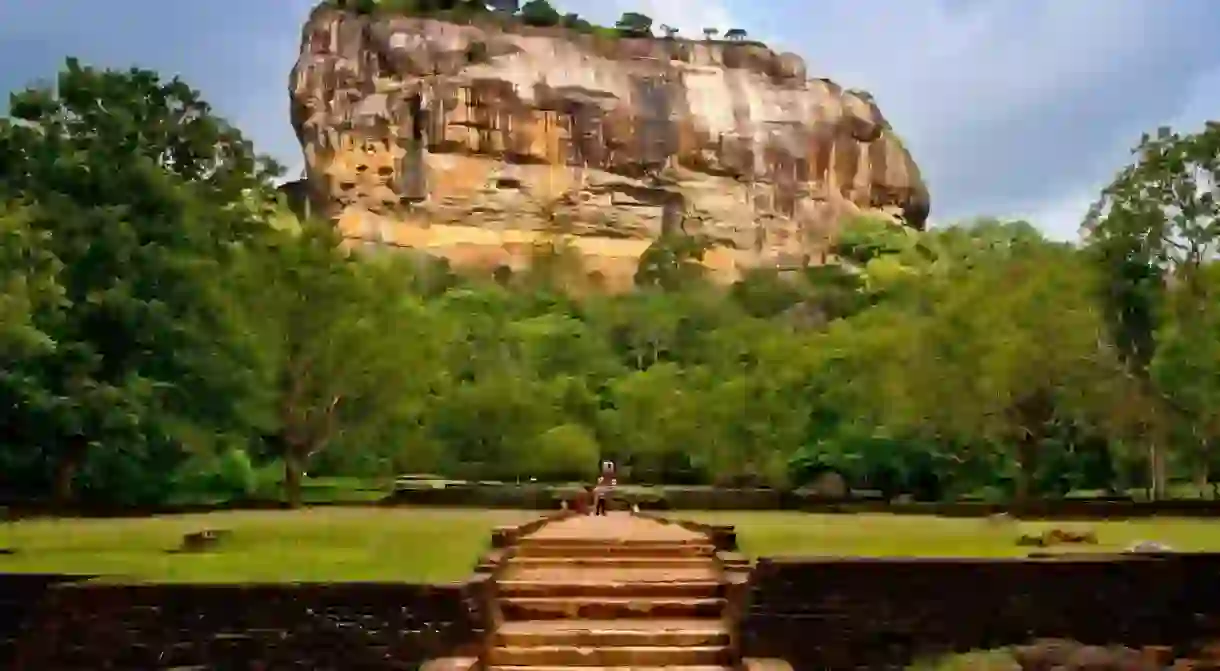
[
  {"x1": 508, "y1": 556, "x2": 715, "y2": 570},
  {"x1": 501, "y1": 567, "x2": 720, "y2": 583},
  {"x1": 497, "y1": 580, "x2": 722, "y2": 599},
  {"x1": 491, "y1": 666, "x2": 733, "y2": 671},
  {"x1": 515, "y1": 543, "x2": 716, "y2": 558},
  {"x1": 500, "y1": 596, "x2": 727, "y2": 620},
  {"x1": 495, "y1": 619, "x2": 730, "y2": 648},
  {"x1": 520, "y1": 537, "x2": 709, "y2": 548},
  {"x1": 488, "y1": 645, "x2": 731, "y2": 667}
]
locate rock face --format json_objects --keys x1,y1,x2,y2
[{"x1": 288, "y1": 5, "x2": 930, "y2": 288}]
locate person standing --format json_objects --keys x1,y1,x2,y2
[
  {"x1": 593, "y1": 460, "x2": 617, "y2": 516},
  {"x1": 594, "y1": 475, "x2": 608, "y2": 516}
]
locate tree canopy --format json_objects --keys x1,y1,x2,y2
[{"x1": 3, "y1": 58, "x2": 1219, "y2": 507}]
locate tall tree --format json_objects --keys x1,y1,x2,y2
[
  {"x1": 240, "y1": 223, "x2": 447, "y2": 506},
  {"x1": 0, "y1": 59, "x2": 281, "y2": 503},
  {"x1": 839, "y1": 233, "x2": 1120, "y2": 502},
  {"x1": 1083, "y1": 122, "x2": 1220, "y2": 498}
]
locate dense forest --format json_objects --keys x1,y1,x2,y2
[{"x1": 2, "y1": 60, "x2": 1219, "y2": 508}]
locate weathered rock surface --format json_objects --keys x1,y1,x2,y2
[{"x1": 288, "y1": 5, "x2": 930, "y2": 287}]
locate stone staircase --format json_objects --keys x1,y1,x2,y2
[{"x1": 486, "y1": 514, "x2": 740, "y2": 671}]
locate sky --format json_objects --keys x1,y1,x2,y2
[{"x1": 2, "y1": 1, "x2": 1219, "y2": 239}]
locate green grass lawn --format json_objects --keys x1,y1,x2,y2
[
  {"x1": 0, "y1": 507, "x2": 537, "y2": 583},
  {"x1": 684, "y1": 511, "x2": 1220, "y2": 558}
]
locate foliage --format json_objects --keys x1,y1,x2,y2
[
  {"x1": 3, "y1": 58, "x2": 1220, "y2": 509},
  {"x1": 0, "y1": 58, "x2": 280, "y2": 504},
  {"x1": 615, "y1": 12, "x2": 654, "y2": 37},
  {"x1": 1084, "y1": 122, "x2": 1220, "y2": 497},
  {"x1": 329, "y1": 0, "x2": 673, "y2": 46},
  {"x1": 519, "y1": 0, "x2": 560, "y2": 27},
  {"x1": 634, "y1": 231, "x2": 715, "y2": 291}
]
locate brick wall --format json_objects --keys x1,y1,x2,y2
[
  {"x1": 8, "y1": 580, "x2": 482, "y2": 670},
  {"x1": 743, "y1": 554, "x2": 1220, "y2": 670}
]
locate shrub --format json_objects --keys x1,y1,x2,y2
[
  {"x1": 530, "y1": 423, "x2": 600, "y2": 482},
  {"x1": 171, "y1": 447, "x2": 257, "y2": 503}
]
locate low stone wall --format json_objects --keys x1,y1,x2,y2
[
  {"x1": 743, "y1": 554, "x2": 1220, "y2": 670},
  {"x1": 3, "y1": 512, "x2": 569, "y2": 670},
  {"x1": 12, "y1": 491, "x2": 1220, "y2": 518},
  {"x1": 491, "y1": 509, "x2": 575, "y2": 548},
  {"x1": 387, "y1": 486, "x2": 1220, "y2": 517},
  {"x1": 10, "y1": 581, "x2": 482, "y2": 670},
  {"x1": 632, "y1": 511, "x2": 738, "y2": 551},
  {"x1": 804, "y1": 498, "x2": 1220, "y2": 519},
  {"x1": 0, "y1": 574, "x2": 93, "y2": 670}
]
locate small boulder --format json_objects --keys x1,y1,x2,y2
[
  {"x1": 1125, "y1": 540, "x2": 1174, "y2": 554},
  {"x1": 1017, "y1": 533, "x2": 1046, "y2": 547},
  {"x1": 173, "y1": 529, "x2": 232, "y2": 554},
  {"x1": 1019, "y1": 528, "x2": 1098, "y2": 548},
  {"x1": 1045, "y1": 528, "x2": 1098, "y2": 545}
]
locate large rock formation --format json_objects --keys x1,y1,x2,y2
[{"x1": 288, "y1": 4, "x2": 930, "y2": 288}]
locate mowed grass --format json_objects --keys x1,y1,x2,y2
[
  {"x1": 0, "y1": 507, "x2": 538, "y2": 583},
  {"x1": 684, "y1": 511, "x2": 1220, "y2": 558}
]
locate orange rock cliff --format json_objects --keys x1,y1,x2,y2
[{"x1": 283, "y1": 3, "x2": 931, "y2": 288}]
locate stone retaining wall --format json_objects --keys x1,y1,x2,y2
[
  {"x1": 743, "y1": 554, "x2": 1220, "y2": 670},
  {"x1": 9, "y1": 581, "x2": 481, "y2": 670},
  {"x1": 2, "y1": 512, "x2": 572, "y2": 670},
  {"x1": 632, "y1": 511, "x2": 738, "y2": 551},
  {"x1": 0, "y1": 574, "x2": 93, "y2": 669},
  {"x1": 12, "y1": 493, "x2": 1220, "y2": 518}
]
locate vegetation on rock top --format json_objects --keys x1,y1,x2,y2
[{"x1": 323, "y1": 0, "x2": 758, "y2": 45}]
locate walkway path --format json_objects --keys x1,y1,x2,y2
[{"x1": 488, "y1": 512, "x2": 735, "y2": 671}]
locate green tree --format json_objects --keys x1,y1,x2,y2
[
  {"x1": 0, "y1": 59, "x2": 280, "y2": 504},
  {"x1": 1150, "y1": 262, "x2": 1220, "y2": 488},
  {"x1": 598, "y1": 363, "x2": 709, "y2": 479},
  {"x1": 530, "y1": 423, "x2": 601, "y2": 481},
  {"x1": 520, "y1": 0, "x2": 560, "y2": 26},
  {"x1": 615, "y1": 12, "x2": 654, "y2": 37},
  {"x1": 0, "y1": 203, "x2": 62, "y2": 360},
  {"x1": 729, "y1": 268, "x2": 804, "y2": 318},
  {"x1": 240, "y1": 223, "x2": 447, "y2": 506},
  {"x1": 1083, "y1": 122, "x2": 1220, "y2": 498},
  {"x1": 838, "y1": 233, "x2": 1121, "y2": 502},
  {"x1": 634, "y1": 231, "x2": 713, "y2": 292}
]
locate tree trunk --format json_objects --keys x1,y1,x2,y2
[
  {"x1": 284, "y1": 448, "x2": 306, "y2": 509},
  {"x1": 1015, "y1": 436, "x2": 1038, "y2": 506},
  {"x1": 1011, "y1": 391, "x2": 1052, "y2": 507},
  {"x1": 1148, "y1": 442, "x2": 1167, "y2": 501},
  {"x1": 52, "y1": 436, "x2": 88, "y2": 508},
  {"x1": 53, "y1": 457, "x2": 80, "y2": 507}
]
